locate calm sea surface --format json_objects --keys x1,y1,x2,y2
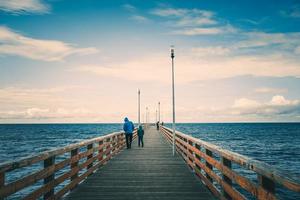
[{"x1": 0, "y1": 123, "x2": 299, "y2": 199}]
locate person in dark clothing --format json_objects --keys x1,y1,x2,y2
[
  {"x1": 123, "y1": 117, "x2": 134, "y2": 149},
  {"x1": 137, "y1": 125, "x2": 144, "y2": 147},
  {"x1": 156, "y1": 121, "x2": 159, "y2": 130}
]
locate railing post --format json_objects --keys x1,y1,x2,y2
[
  {"x1": 71, "y1": 148, "x2": 79, "y2": 189},
  {"x1": 44, "y1": 156, "x2": 55, "y2": 200},
  {"x1": 0, "y1": 172, "x2": 4, "y2": 200},
  {"x1": 87, "y1": 143, "x2": 94, "y2": 170},
  {"x1": 222, "y1": 157, "x2": 232, "y2": 200},
  {"x1": 258, "y1": 175, "x2": 275, "y2": 197},
  {"x1": 205, "y1": 149, "x2": 213, "y2": 183},
  {"x1": 98, "y1": 140, "x2": 104, "y2": 162}
]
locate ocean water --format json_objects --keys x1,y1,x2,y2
[{"x1": 0, "y1": 123, "x2": 299, "y2": 199}]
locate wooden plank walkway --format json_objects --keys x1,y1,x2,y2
[{"x1": 65, "y1": 126, "x2": 215, "y2": 200}]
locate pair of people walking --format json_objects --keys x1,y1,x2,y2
[{"x1": 123, "y1": 117, "x2": 144, "y2": 149}]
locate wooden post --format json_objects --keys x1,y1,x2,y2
[
  {"x1": 71, "y1": 148, "x2": 79, "y2": 188},
  {"x1": 44, "y1": 156, "x2": 55, "y2": 200},
  {"x1": 205, "y1": 149, "x2": 213, "y2": 183},
  {"x1": 87, "y1": 143, "x2": 94, "y2": 170},
  {"x1": 258, "y1": 174, "x2": 275, "y2": 196},
  {"x1": 0, "y1": 172, "x2": 4, "y2": 200},
  {"x1": 98, "y1": 141, "x2": 103, "y2": 162},
  {"x1": 195, "y1": 144, "x2": 202, "y2": 172},
  {"x1": 222, "y1": 157, "x2": 232, "y2": 200}
]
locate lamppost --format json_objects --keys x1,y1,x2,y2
[
  {"x1": 158, "y1": 101, "x2": 160, "y2": 123},
  {"x1": 146, "y1": 106, "x2": 148, "y2": 128},
  {"x1": 138, "y1": 89, "x2": 141, "y2": 126},
  {"x1": 171, "y1": 46, "x2": 176, "y2": 156}
]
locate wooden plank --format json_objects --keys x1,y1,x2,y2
[{"x1": 44, "y1": 156, "x2": 55, "y2": 200}]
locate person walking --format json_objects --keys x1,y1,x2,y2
[
  {"x1": 137, "y1": 125, "x2": 144, "y2": 147},
  {"x1": 123, "y1": 117, "x2": 134, "y2": 149}
]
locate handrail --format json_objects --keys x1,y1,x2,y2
[
  {"x1": 160, "y1": 125, "x2": 300, "y2": 200},
  {"x1": 0, "y1": 129, "x2": 137, "y2": 200}
]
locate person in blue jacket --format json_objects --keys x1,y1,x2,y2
[{"x1": 123, "y1": 117, "x2": 134, "y2": 149}]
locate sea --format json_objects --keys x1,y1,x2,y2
[{"x1": 0, "y1": 123, "x2": 299, "y2": 199}]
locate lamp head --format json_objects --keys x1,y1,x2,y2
[{"x1": 170, "y1": 45, "x2": 175, "y2": 58}]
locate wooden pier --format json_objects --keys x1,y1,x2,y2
[
  {"x1": 65, "y1": 126, "x2": 214, "y2": 200},
  {"x1": 0, "y1": 125, "x2": 299, "y2": 200}
]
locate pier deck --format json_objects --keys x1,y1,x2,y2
[{"x1": 65, "y1": 126, "x2": 215, "y2": 200}]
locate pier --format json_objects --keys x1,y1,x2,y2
[{"x1": 0, "y1": 125, "x2": 299, "y2": 200}]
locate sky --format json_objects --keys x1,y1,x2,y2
[{"x1": 0, "y1": 0, "x2": 300, "y2": 123}]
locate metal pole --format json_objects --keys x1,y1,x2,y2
[
  {"x1": 171, "y1": 47, "x2": 175, "y2": 156},
  {"x1": 146, "y1": 107, "x2": 148, "y2": 128},
  {"x1": 158, "y1": 101, "x2": 160, "y2": 123},
  {"x1": 138, "y1": 89, "x2": 141, "y2": 126},
  {"x1": 155, "y1": 109, "x2": 157, "y2": 122}
]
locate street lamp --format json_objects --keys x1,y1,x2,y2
[
  {"x1": 171, "y1": 46, "x2": 176, "y2": 156},
  {"x1": 158, "y1": 101, "x2": 160, "y2": 123},
  {"x1": 138, "y1": 89, "x2": 141, "y2": 126}
]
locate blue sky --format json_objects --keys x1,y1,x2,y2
[{"x1": 0, "y1": 0, "x2": 300, "y2": 123}]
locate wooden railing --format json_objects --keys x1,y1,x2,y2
[
  {"x1": 0, "y1": 129, "x2": 137, "y2": 200},
  {"x1": 160, "y1": 126, "x2": 300, "y2": 200}
]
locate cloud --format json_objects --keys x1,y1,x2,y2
[
  {"x1": 280, "y1": 4, "x2": 300, "y2": 18},
  {"x1": 72, "y1": 50, "x2": 300, "y2": 84},
  {"x1": 0, "y1": 26, "x2": 99, "y2": 61},
  {"x1": 130, "y1": 15, "x2": 150, "y2": 23},
  {"x1": 295, "y1": 46, "x2": 300, "y2": 54},
  {"x1": 0, "y1": 107, "x2": 95, "y2": 119},
  {"x1": 171, "y1": 27, "x2": 223, "y2": 35},
  {"x1": 254, "y1": 87, "x2": 287, "y2": 94},
  {"x1": 0, "y1": 0, "x2": 49, "y2": 14},
  {"x1": 151, "y1": 8, "x2": 216, "y2": 26},
  {"x1": 231, "y1": 95, "x2": 300, "y2": 116},
  {"x1": 191, "y1": 46, "x2": 230, "y2": 56},
  {"x1": 235, "y1": 32, "x2": 300, "y2": 49},
  {"x1": 122, "y1": 4, "x2": 136, "y2": 12}
]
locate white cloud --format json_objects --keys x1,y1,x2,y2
[
  {"x1": 254, "y1": 87, "x2": 287, "y2": 94},
  {"x1": 151, "y1": 7, "x2": 216, "y2": 27},
  {"x1": 130, "y1": 15, "x2": 150, "y2": 23},
  {"x1": 0, "y1": 26, "x2": 99, "y2": 61},
  {"x1": 122, "y1": 4, "x2": 136, "y2": 12},
  {"x1": 151, "y1": 8, "x2": 188, "y2": 17},
  {"x1": 295, "y1": 46, "x2": 300, "y2": 54},
  {"x1": 171, "y1": 25, "x2": 237, "y2": 35},
  {"x1": 172, "y1": 27, "x2": 222, "y2": 35},
  {"x1": 230, "y1": 96, "x2": 300, "y2": 116},
  {"x1": 0, "y1": 0, "x2": 49, "y2": 14},
  {"x1": 280, "y1": 5, "x2": 300, "y2": 18},
  {"x1": 236, "y1": 32, "x2": 300, "y2": 49},
  {"x1": 191, "y1": 46, "x2": 230, "y2": 56},
  {"x1": 0, "y1": 107, "x2": 95, "y2": 119}
]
